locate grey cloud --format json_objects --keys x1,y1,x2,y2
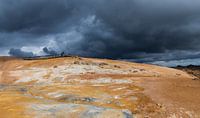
[
  {"x1": 1, "y1": 0, "x2": 200, "y2": 66},
  {"x1": 43, "y1": 47, "x2": 58, "y2": 55},
  {"x1": 9, "y1": 48, "x2": 34, "y2": 57},
  {"x1": 150, "y1": 58, "x2": 200, "y2": 67}
]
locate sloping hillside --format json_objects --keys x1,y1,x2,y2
[
  {"x1": 0, "y1": 56, "x2": 199, "y2": 118},
  {"x1": 175, "y1": 65, "x2": 200, "y2": 80}
]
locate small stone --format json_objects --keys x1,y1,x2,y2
[
  {"x1": 114, "y1": 65, "x2": 121, "y2": 68},
  {"x1": 74, "y1": 61, "x2": 80, "y2": 64},
  {"x1": 53, "y1": 65, "x2": 58, "y2": 68},
  {"x1": 192, "y1": 77, "x2": 199, "y2": 80}
]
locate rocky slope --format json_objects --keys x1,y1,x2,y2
[
  {"x1": 0, "y1": 56, "x2": 200, "y2": 118},
  {"x1": 175, "y1": 65, "x2": 200, "y2": 80}
]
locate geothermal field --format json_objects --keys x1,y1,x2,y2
[{"x1": 0, "y1": 56, "x2": 199, "y2": 118}]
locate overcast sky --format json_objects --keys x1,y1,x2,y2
[{"x1": 1, "y1": 0, "x2": 200, "y2": 66}]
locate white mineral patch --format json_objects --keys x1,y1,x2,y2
[
  {"x1": 113, "y1": 87, "x2": 127, "y2": 91},
  {"x1": 91, "y1": 78, "x2": 133, "y2": 84},
  {"x1": 62, "y1": 64, "x2": 128, "y2": 74},
  {"x1": 28, "y1": 103, "x2": 133, "y2": 118},
  {"x1": 11, "y1": 64, "x2": 134, "y2": 84},
  {"x1": 114, "y1": 95, "x2": 120, "y2": 99},
  {"x1": 66, "y1": 78, "x2": 133, "y2": 84},
  {"x1": 15, "y1": 77, "x2": 35, "y2": 83},
  {"x1": 47, "y1": 92, "x2": 65, "y2": 98},
  {"x1": 12, "y1": 68, "x2": 50, "y2": 84}
]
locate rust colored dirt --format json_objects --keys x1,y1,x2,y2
[{"x1": 0, "y1": 56, "x2": 200, "y2": 118}]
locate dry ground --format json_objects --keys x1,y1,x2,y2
[{"x1": 0, "y1": 56, "x2": 200, "y2": 118}]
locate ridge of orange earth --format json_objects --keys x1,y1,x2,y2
[{"x1": 0, "y1": 56, "x2": 199, "y2": 118}]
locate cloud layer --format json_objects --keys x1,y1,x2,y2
[{"x1": 1, "y1": 0, "x2": 200, "y2": 66}]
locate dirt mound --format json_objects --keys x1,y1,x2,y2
[{"x1": 0, "y1": 57, "x2": 199, "y2": 118}]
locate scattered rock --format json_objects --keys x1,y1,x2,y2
[
  {"x1": 53, "y1": 65, "x2": 58, "y2": 68},
  {"x1": 114, "y1": 65, "x2": 121, "y2": 68},
  {"x1": 175, "y1": 73, "x2": 181, "y2": 76},
  {"x1": 74, "y1": 61, "x2": 80, "y2": 64},
  {"x1": 99, "y1": 62, "x2": 109, "y2": 67},
  {"x1": 156, "y1": 103, "x2": 162, "y2": 108},
  {"x1": 18, "y1": 87, "x2": 28, "y2": 92},
  {"x1": 139, "y1": 69, "x2": 146, "y2": 71},
  {"x1": 130, "y1": 70, "x2": 138, "y2": 73},
  {"x1": 72, "y1": 56, "x2": 82, "y2": 60}
]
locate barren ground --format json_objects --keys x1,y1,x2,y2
[{"x1": 0, "y1": 56, "x2": 200, "y2": 118}]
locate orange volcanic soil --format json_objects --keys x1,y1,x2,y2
[{"x1": 0, "y1": 56, "x2": 200, "y2": 118}]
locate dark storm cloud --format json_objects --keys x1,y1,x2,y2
[
  {"x1": 0, "y1": 0, "x2": 77, "y2": 33},
  {"x1": 43, "y1": 47, "x2": 58, "y2": 55},
  {"x1": 9, "y1": 48, "x2": 34, "y2": 57},
  {"x1": 1, "y1": 0, "x2": 200, "y2": 65}
]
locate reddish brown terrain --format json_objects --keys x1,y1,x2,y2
[{"x1": 0, "y1": 56, "x2": 200, "y2": 118}]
